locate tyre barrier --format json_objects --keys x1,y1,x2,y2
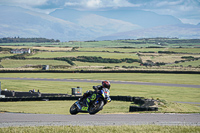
[
  {"x1": 1, "y1": 91, "x2": 69, "y2": 98},
  {"x1": 129, "y1": 106, "x2": 158, "y2": 112},
  {"x1": 110, "y1": 96, "x2": 133, "y2": 102},
  {"x1": 133, "y1": 97, "x2": 145, "y2": 105},
  {"x1": 0, "y1": 95, "x2": 159, "y2": 112},
  {"x1": 0, "y1": 96, "x2": 81, "y2": 102}
]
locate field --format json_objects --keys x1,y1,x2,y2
[
  {"x1": 28, "y1": 51, "x2": 139, "y2": 59},
  {"x1": 1, "y1": 59, "x2": 70, "y2": 68},
  {"x1": 0, "y1": 39, "x2": 200, "y2": 71},
  {"x1": 139, "y1": 53, "x2": 200, "y2": 64},
  {"x1": 79, "y1": 47, "x2": 200, "y2": 53}
]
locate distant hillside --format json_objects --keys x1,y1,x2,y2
[
  {"x1": 50, "y1": 8, "x2": 142, "y2": 35},
  {"x1": 50, "y1": 7, "x2": 182, "y2": 28},
  {"x1": 0, "y1": 6, "x2": 95, "y2": 41},
  {"x1": 0, "y1": 6, "x2": 199, "y2": 41},
  {"x1": 96, "y1": 24, "x2": 200, "y2": 40}
]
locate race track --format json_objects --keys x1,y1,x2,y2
[
  {"x1": 0, "y1": 77, "x2": 199, "y2": 127},
  {"x1": 0, "y1": 77, "x2": 200, "y2": 88},
  {"x1": 0, "y1": 113, "x2": 200, "y2": 127}
]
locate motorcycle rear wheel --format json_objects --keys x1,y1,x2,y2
[
  {"x1": 69, "y1": 103, "x2": 79, "y2": 115},
  {"x1": 89, "y1": 100, "x2": 104, "y2": 115}
]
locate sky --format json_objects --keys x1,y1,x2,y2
[{"x1": 0, "y1": 0, "x2": 200, "y2": 25}]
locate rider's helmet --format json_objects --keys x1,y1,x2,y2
[{"x1": 102, "y1": 80, "x2": 111, "y2": 89}]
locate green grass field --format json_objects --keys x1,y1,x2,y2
[
  {"x1": 28, "y1": 51, "x2": 139, "y2": 59},
  {"x1": 1, "y1": 42, "x2": 200, "y2": 71},
  {"x1": 166, "y1": 60, "x2": 200, "y2": 67},
  {"x1": 1, "y1": 59, "x2": 70, "y2": 68},
  {"x1": 78, "y1": 47, "x2": 200, "y2": 54},
  {"x1": 1, "y1": 125, "x2": 199, "y2": 133},
  {"x1": 73, "y1": 61, "x2": 141, "y2": 67},
  {"x1": 168, "y1": 48, "x2": 200, "y2": 53},
  {"x1": 0, "y1": 53, "x2": 15, "y2": 58},
  {"x1": 0, "y1": 73, "x2": 199, "y2": 85},
  {"x1": 78, "y1": 47, "x2": 166, "y2": 53}
]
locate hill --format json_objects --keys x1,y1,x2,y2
[
  {"x1": 0, "y1": 6, "x2": 95, "y2": 41},
  {"x1": 50, "y1": 7, "x2": 182, "y2": 28},
  {"x1": 96, "y1": 24, "x2": 200, "y2": 40},
  {"x1": 0, "y1": 6, "x2": 199, "y2": 41}
]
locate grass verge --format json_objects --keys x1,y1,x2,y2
[
  {"x1": 0, "y1": 100, "x2": 199, "y2": 114},
  {"x1": 0, "y1": 125, "x2": 200, "y2": 133}
]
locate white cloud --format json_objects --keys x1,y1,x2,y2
[
  {"x1": 17, "y1": 0, "x2": 48, "y2": 6},
  {"x1": 64, "y1": 0, "x2": 138, "y2": 9},
  {"x1": 86, "y1": 0, "x2": 101, "y2": 8},
  {"x1": 64, "y1": 2, "x2": 79, "y2": 6},
  {"x1": 0, "y1": 0, "x2": 199, "y2": 24},
  {"x1": 180, "y1": 18, "x2": 200, "y2": 25},
  {"x1": 155, "y1": 0, "x2": 183, "y2": 7}
]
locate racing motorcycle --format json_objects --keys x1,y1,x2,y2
[{"x1": 69, "y1": 88, "x2": 110, "y2": 115}]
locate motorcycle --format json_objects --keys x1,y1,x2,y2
[{"x1": 69, "y1": 88, "x2": 110, "y2": 115}]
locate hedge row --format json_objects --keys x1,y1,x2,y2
[
  {"x1": 0, "y1": 70, "x2": 200, "y2": 74},
  {"x1": 55, "y1": 56, "x2": 142, "y2": 64}
]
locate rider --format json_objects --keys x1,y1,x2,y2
[{"x1": 81, "y1": 80, "x2": 111, "y2": 111}]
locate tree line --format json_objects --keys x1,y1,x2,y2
[
  {"x1": 120, "y1": 38, "x2": 200, "y2": 44},
  {"x1": 55, "y1": 56, "x2": 142, "y2": 66},
  {"x1": 0, "y1": 37, "x2": 60, "y2": 43}
]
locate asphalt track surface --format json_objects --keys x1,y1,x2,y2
[
  {"x1": 0, "y1": 113, "x2": 200, "y2": 127},
  {"x1": 0, "y1": 77, "x2": 200, "y2": 88}
]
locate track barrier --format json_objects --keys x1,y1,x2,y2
[{"x1": 0, "y1": 91, "x2": 159, "y2": 112}]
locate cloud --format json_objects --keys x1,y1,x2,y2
[
  {"x1": 155, "y1": 0, "x2": 183, "y2": 7},
  {"x1": 0, "y1": 0, "x2": 199, "y2": 24},
  {"x1": 86, "y1": 0, "x2": 101, "y2": 8},
  {"x1": 64, "y1": 0, "x2": 138, "y2": 9},
  {"x1": 128, "y1": 0, "x2": 200, "y2": 24}
]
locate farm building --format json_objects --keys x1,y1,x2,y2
[{"x1": 11, "y1": 48, "x2": 31, "y2": 54}]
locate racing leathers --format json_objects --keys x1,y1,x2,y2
[{"x1": 81, "y1": 85, "x2": 111, "y2": 111}]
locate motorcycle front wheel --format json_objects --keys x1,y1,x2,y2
[
  {"x1": 89, "y1": 100, "x2": 104, "y2": 115},
  {"x1": 69, "y1": 103, "x2": 79, "y2": 115}
]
